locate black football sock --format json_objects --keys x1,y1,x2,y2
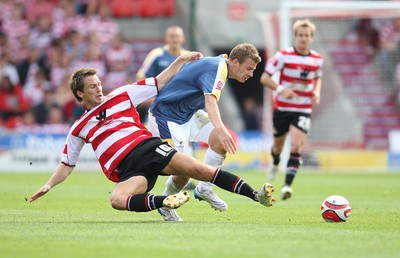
[
  {"x1": 284, "y1": 152, "x2": 301, "y2": 186},
  {"x1": 212, "y1": 169, "x2": 258, "y2": 201},
  {"x1": 126, "y1": 194, "x2": 166, "y2": 212},
  {"x1": 271, "y1": 148, "x2": 281, "y2": 166}
]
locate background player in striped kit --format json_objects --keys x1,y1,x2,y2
[
  {"x1": 260, "y1": 19, "x2": 324, "y2": 200},
  {"x1": 29, "y1": 51, "x2": 275, "y2": 219}
]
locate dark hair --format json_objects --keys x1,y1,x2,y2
[{"x1": 69, "y1": 68, "x2": 97, "y2": 102}]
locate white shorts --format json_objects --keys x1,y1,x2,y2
[{"x1": 148, "y1": 110, "x2": 214, "y2": 154}]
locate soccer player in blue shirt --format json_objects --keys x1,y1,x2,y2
[
  {"x1": 136, "y1": 25, "x2": 189, "y2": 124},
  {"x1": 136, "y1": 25, "x2": 189, "y2": 80},
  {"x1": 148, "y1": 43, "x2": 262, "y2": 221}
]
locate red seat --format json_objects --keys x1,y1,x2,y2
[
  {"x1": 111, "y1": 0, "x2": 137, "y2": 17},
  {"x1": 139, "y1": 0, "x2": 160, "y2": 17},
  {"x1": 161, "y1": 0, "x2": 175, "y2": 17}
]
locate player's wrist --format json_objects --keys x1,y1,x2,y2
[{"x1": 275, "y1": 85, "x2": 284, "y2": 93}]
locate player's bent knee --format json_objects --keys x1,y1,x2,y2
[{"x1": 110, "y1": 194, "x2": 127, "y2": 210}]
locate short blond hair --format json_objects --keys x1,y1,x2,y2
[
  {"x1": 229, "y1": 43, "x2": 261, "y2": 64},
  {"x1": 293, "y1": 19, "x2": 316, "y2": 36}
]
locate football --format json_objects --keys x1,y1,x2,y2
[{"x1": 321, "y1": 195, "x2": 351, "y2": 222}]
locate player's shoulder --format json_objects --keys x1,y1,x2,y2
[
  {"x1": 147, "y1": 47, "x2": 165, "y2": 57},
  {"x1": 309, "y1": 49, "x2": 323, "y2": 59},
  {"x1": 279, "y1": 47, "x2": 295, "y2": 55}
]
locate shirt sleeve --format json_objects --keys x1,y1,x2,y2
[
  {"x1": 61, "y1": 132, "x2": 85, "y2": 166},
  {"x1": 124, "y1": 78, "x2": 159, "y2": 106},
  {"x1": 199, "y1": 60, "x2": 228, "y2": 101},
  {"x1": 265, "y1": 51, "x2": 284, "y2": 75}
]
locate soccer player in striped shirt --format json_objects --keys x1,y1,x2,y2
[
  {"x1": 30, "y1": 51, "x2": 275, "y2": 219},
  {"x1": 260, "y1": 19, "x2": 324, "y2": 200}
]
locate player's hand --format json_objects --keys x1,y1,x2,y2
[
  {"x1": 180, "y1": 51, "x2": 204, "y2": 62},
  {"x1": 312, "y1": 91, "x2": 320, "y2": 105},
  {"x1": 281, "y1": 88, "x2": 299, "y2": 99},
  {"x1": 215, "y1": 127, "x2": 237, "y2": 154},
  {"x1": 30, "y1": 184, "x2": 52, "y2": 202}
]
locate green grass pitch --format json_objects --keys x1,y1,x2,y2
[{"x1": 1, "y1": 170, "x2": 399, "y2": 258}]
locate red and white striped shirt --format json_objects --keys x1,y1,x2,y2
[
  {"x1": 265, "y1": 47, "x2": 323, "y2": 114},
  {"x1": 61, "y1": 78, "x2": 158, "y2": 182}
]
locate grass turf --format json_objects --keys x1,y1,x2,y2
[{"x1": 0, "y1": 170, "x2": 399, "y2": 258}]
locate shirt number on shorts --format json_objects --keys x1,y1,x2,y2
[
  {"x1": 297, "y1": 116, "x2": 311, "y2": 131},
  {"x1": 156, "y1": 143, "x2": 173, "y2": 157}
]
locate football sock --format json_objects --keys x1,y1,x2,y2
[
  {"x1": 197, "y1": 148, "x2": 226, "y2": 192},
  {"x1": 162, "y1": 176, "x2": 182, "y2": 195},
  {"x1": 212, "y1": 169, "x2": 258, "y2": 201},
  {"x1": 285, "y1": 152, "x2": 301, "y2": 186},
  {"x1": 126, "y1": 194, "x2": 165, "y2": 212},
  {"x1": 271, "y1": 148, "x2": 281, "y2": 166}
]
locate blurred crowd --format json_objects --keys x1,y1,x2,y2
[
  {"x1": 0, "y1": 0, "x2": 134, "y2": 133},
  {"x1": 346, "y1": 17, "x2": 400, "y2": 105}
]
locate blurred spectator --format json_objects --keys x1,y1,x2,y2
[
  {"x1": 242, "y1": 97, "x2": 261, "y2": 131},
  {"x1": 0, "y1": 53, "x2": 20, "y2": 85},
  {"x1": 32, "y1": 89, "x2": 59, "y2": 125},
  {"x1": 380, "y1": 18, "x2": 400, "y2": 82},
  {"x1": 1, "y1": 2, "x2": 30, "y2": 59},
  {"x1": 25, "y1": 0, "x2": 56, "y2": 27},
  {"x1": 0, "y1": 32, "x2": 10, "y2": 59},
  {"x1": 105, "y1": 33, "x2": 132, "y2": 71},
  {"x1": 17, "y1": 47, "x2": 47, "y2": 87},
  {"x1": 395, "y1": 62, "x2": 400, "y2": 106},
  {"x1": 0, "y1": 75, "x2": 30, "y2": 128},
  {"x1": 53, "y1": 74, "x2": 85, "y2": 123},
  {"x1": 104, "y1": 61, "x2": 130, "y2": 94},
  {"x1": 346, "y1": 18, "x2": 380, "y2": 60},
  {"x1": 41, "y1": 105, "x2": 70, "y2": 134},
  {"x1": 75, "y1": 0, "x2": 101, "y2": 17},
  {"x1": 15, "y1": 110, "x2": 42, "y2": 133},
  {"x1": 23, "y1": 68, "x2": 52, "y2": 107},
  {"x1": 49, "y1": 54, "x2": 71, "y2": 89},
  {"x1": 64, "y1": 30, "x2": 86, "y2": 61},
  {"x1": 103, "y1": 33, "x2": 132, "y2": 93},
  {"x1": 52, "y1": 0, "x2": 88, "y2": 38},
  {"x1": 71, "y1": 36, "x2": 106, "y2": 79},
  {"x1": 87, "y1": 2, "x2": 120, "y2": 51},
  {"x1": 29, "y1": 15, "x2": 53, "y2": 54},
  {"x1": 12, "y1": 33, "x2": 30, "y2": 64}
]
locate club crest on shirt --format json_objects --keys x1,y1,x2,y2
[{"x1": 215, "y1": 79, "x2": 224, "y2": 91}]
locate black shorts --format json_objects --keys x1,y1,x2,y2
[
  {"x1": 117, "y1": 137, "x2": 177, "y2": 192},
  {"x1": 273, "y1": 110, "x2": 311, "y2": 137}
]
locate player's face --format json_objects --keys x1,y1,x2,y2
[
  {"x1": 79, "y1": 75, "x2": 104, "y2": 109},
  {"x1": 294, "y1": 26, "x2": 313, "y2": 53},
  {"x1": 231, "y1": 58, "x2": 257, "y2": 83},
  {"x1": 165, "y1": 28, "x2": 184, "y2": 51}
]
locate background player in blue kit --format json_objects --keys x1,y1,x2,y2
[
  {"x1": 136, "y1": 25, "x2": 189, "y2": 124},
  {"x1": 148, "y1": 43, "x2": 262, "y2": 221}
]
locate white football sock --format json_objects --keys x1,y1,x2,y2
[
  {"x1": 197, "y1": 147, "x2": 225, "y2": 192},
  {"x1": 162, "y1": 176, "x2": 182, "y2": 195}
]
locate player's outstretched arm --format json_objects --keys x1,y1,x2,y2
[
  {"x1": 30, "y1": 163, "x2": 74, "y2": 202},
  {"x1": 156, "y1": 51, "x2": 203, "y2": 90}
]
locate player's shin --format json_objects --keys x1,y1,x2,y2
[
  {"x1": 211, "y1": 169, "x2": 258, "y2": 201},
  {"x1": 126, "y1": 194, "x2": 165, "y2": 212},
  {"x1": 163, "y1": 175, "x2": 183, "y2": 195},
  {"x1": 197, "y1": 148, "x2": 226, "y2": 192},
  {"x1": 284, "y1": 152, "x2": 301, "y2": 186}
]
